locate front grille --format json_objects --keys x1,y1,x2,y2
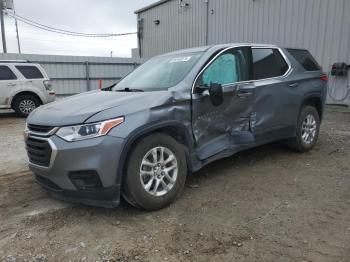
[
  {"x1": 28, "y1": 124, "x2": 54, "y2": 134},
  {"x1": 26, "y1": 137, "x2": 52, "y2": 167}
]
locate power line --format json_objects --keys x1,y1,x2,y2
[
  {"x1": 12, "y1": 12, "x2": 136, "y2": 37},
  {"x1": 11, "y1": 13, "x2": 108, "y2": 36},
  {"x1": 6, "y1": 12, "x2": 137, "y2": 38},
  {"x1": 8, "y1": 13, "x2": 137, "y2": 37}
]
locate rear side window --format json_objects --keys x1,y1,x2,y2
[
  {"x1": 15, "y1": 66, "x2": 44, "y2": 79},
  {"x1": 287, "y1": 49, "x2": 321, "y2": 71},
  {"x1": 252, "y1": 48, "x2": 289, "y2": 80},
  {"x1": 0, "y1": 66, "x2": 17, "y2": 80}
]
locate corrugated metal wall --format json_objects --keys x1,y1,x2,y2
[
  {"x1": 138, "y1": 0, "x2": 207, "y2": 58},
  {"x1": 137, "y1": 0, "x2": 350, "y2": 105},
  {"x1": 0, "y1": 53, "x2": 139, "y2": 95}
]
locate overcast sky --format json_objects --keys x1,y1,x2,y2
[{"x1": 2, "y1": 0, "x2": 156, "y2": 57}]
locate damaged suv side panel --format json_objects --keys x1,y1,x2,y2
[{"x1": 25, "y1": 44, "x2": 327, "y2": 210}]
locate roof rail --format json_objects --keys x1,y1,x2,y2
[{"x1": 0, "y1": 60, "x2": 29, "y2": 63}]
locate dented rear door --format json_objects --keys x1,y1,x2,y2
[{"x1": 251, "y1": 48, "x2": 295, "y2": 140}]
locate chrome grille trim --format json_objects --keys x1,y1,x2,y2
[{"x1": 26, "y1": 135, "x2": 57, "y2": 170}]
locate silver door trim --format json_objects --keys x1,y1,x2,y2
[{"x1": 191, "y1": 45, "x2": 292, "y2": 94}]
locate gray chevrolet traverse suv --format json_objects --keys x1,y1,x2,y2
[{"x1": 25, "y1": 44, "x2": 327, "y2": 210}]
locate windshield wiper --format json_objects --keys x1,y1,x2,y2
[
  {"x1": 115, "y1": 87, "x2": 144, "y2": 92},
  {"x1": 100, "y1": 83, "x2": 117, "y2": 91}
]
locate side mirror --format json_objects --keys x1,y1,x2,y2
[{"x1": 208, "y1": 83, "x2": 224, "y2": 106}]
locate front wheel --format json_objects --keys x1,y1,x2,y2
[
  {"x1": 287, "y1": 106, "x2": 320, "y2": 152},
  {"x1": 122, "y1": 133, "x2": 187, "y2": 211}
]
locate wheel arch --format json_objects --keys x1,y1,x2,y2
[
  {"x1": 300, "y1": 93, "x2": 324, "y2": 120},
  {"x1": 116, "y1": 121, "x2": 195, "y2": 186},
  {"x1": 10, "y1": 91, "x2": 43, "y2": 108}
]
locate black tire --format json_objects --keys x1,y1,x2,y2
[
  {"x1": 122, "y1": 133, "x2": 187, "y2": 211},
  {"x1": 13, "y1": 94, "x2": 40, "y2": 117},
  {"x1": 287, "y1": 106, "x2": 320, "y2": 152}
]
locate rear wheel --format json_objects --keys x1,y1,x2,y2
[
  {"x1": 122, "y1": 133, "x2": 187, "y2": 211},
  {"x1": 287, "y1": 106, "x2": 320, "y2": 152},
  {"x1": 13, "y1": 94, "x2": 40, "y2": 117}
]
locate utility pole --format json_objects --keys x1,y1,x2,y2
[
  {"x1": 12, "y1": 0, "x2": 20, "y2": 53},
  {"x1": 0, "y1": 0, "x2": 7, "y2": 53}
]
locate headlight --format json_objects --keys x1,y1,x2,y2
[{"x1": 56, "y1": 117, "x2": 124, "y2": 142}]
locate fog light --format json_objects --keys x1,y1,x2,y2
[{"x1": 69, "y1": 171, "x2": 103, "y2": 190}]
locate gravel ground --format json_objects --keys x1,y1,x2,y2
[
  {"x1": 0, "y1": 111, "x2": 27, "y2": 175},
  {"x1": 0, "y1": 106, "x2": 349, "y2": 262}
]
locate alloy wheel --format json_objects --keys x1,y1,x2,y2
[
  {"x1": 19, "y1": 100, "x2": 36, "y2": 114},
  {"x1": 139, "y1": 146, "x2": 178, "y2": 197},
  {"x1": 301, "y1": 114, "x2": 317, "y2": 145}
]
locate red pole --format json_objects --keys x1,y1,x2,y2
[{"x1": 99, "y1": 79, "x2": 102, "y2": 90}]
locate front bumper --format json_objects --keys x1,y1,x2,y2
[
  {"x1": 35, "y1": 175, "x2": 121, "y2": 208},
  {"x1": 27, "y1": 134, "x2": 125, "y2": 208}
]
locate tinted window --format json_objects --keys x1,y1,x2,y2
[
  {"x1": 199, "y1": 47, "x2": 252, "y2": 86},
  {"x1": 15, "y1": 66, "x2": 44, "y2": 79},
  {"x1": 252, "y1": 49, "x2": 289, "y2": 80},
  {"x1": 0, "y1": 66, "x2": 17, "y2": 80},
  {"x1": 287, "y1": 49, "x2": 321, "y2": 71}
]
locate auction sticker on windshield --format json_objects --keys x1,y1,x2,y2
[{"x1": 169, "y1": 56, "x2": 192, "y2": 63}]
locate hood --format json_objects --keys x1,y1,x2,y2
[{"x1": 27, "y1": 91, "x2": 166, "y2": 126}]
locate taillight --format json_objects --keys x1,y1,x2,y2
[
  {"x1": 43, "y1": 80, "x2": 52, "y2": 90},
  {"x1": 320, "y1": 74, "x2": 328, "y2": 82}
]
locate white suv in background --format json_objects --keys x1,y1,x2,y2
[{"x1": 0, "y1": 60, "x2": 55, "y2": 117}]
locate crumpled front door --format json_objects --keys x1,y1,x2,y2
[{"x1": 191, "y1": 47, "x2": 256, "y2": 160}]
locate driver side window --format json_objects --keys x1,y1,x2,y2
[
  {"x1": 198, "y1": 48, "x2": 251, "y2": 87},
  {"x1": 202, "y1": 53, "x2": 238, "y2": 86}
]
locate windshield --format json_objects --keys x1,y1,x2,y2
[{"x1": 114, "y1": 52, "x2": 203, "y2": 91}]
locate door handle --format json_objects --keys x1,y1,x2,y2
[
  {"x1": 236, "y1": 85, "x2": 254, "y2": 98},
  {"x1": 289, "y1": 82, "x2": 299, "y2": 88},
  {"x1": 7, "y1": 83, "x2": 16, "y2": 87}
]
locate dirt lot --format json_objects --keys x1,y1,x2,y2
[{"x1": 0, "y1": 107, "x2": 349, "y2": 262}]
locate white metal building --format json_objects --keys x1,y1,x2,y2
[{"x1": 135, "y1": 0, "x2": 350, "y2": 105}]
